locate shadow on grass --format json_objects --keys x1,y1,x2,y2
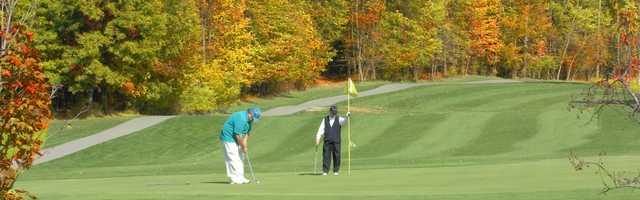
[
  {"x1": 147, "y1": 181, "x2": 230, "y2": 186},
  {"x1": 200, "y1": 181, "x2": 230, "y2": 184},
  {"x1": 146, "y1": 182, "x2": 195, "y2": 186},
  {"x1": 298, "y1": 172, "x2": 323, "y2": 176}
]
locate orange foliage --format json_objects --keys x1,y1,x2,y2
[
  {"x1": 469, "y1": 0, "x2": 503, "y2": 65},
  {"x1": 0, "y1": 25, "x2": 51, "y2": 199},
  {"x1": 535, "y1": 40, "x2": 546, "y2": 56},
  {"x1": 121, "y1": 81, "x2": 138, "y2": 96}
]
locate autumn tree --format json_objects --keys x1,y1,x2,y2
[
  {"x1": 305, "y1": 0, "x2": 349, "y2": 45},
  {"x1": 248, "y1": 0, "x2": 331, "y2": 92},
  {"x1": 35, "y1": 0, "x2": 200, "y2": 114},
  {"x1": 342, "y1": 0, "x2": 385, "y2": 81},
  {"x1": 374, "y1": 1, "x2": 443, "y2": 81},
  {"x1": 417, "y1": 0, "x2": 446, "y2": 79},
  {"x1": 571, "y1": 0, "x2": 640, "y2": 121},
  {"x1": 181, "y1": 0, "x2": 254, "y2": 113},
  {"x1": 438, "y1": 0, "x2": 472, "y2": 76},
  {"x1": 501, "y1": 0, "x2": 554, "y2": 78},
  {"x1": 468, "y1": 0, "x2": 503, "y2": 75},
  {"x1": 0, "y1": 0, "x2": 51, "y2": 199}
]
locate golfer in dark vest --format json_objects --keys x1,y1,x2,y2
[{"x1": 315, "y1": 105, "x2": 350, "y2": 176}]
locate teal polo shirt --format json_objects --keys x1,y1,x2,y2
[{"x1": 220, "y1": 111, "x2": 252, "y2": 143}]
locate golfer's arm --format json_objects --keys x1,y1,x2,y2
[
  {"x1": 315, "y1": 119, "x2": 325, "y2": 143},
  {"x1": 235, "y1": 134, "x2": 247, "y2": 149},
  {"x1": 339, "y1": 116, "x2": 347, "y2": 125}
]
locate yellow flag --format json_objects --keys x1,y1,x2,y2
[{"x1": 347, "y1": 78, "x2": 358, "y2": 96}]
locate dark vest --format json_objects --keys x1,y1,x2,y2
[{"x1": 324, "y1": 115, "x2": 342, "y2": 142}]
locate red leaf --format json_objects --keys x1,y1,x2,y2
[
  {"x1": 26, "y1": 31, "x2": 34, "y2": 41},
  {"x1": 25, "y1": 85, "x2": 36, "y2": 94},
  {"x1": 1, "y1": 70, "x2": 10, "y2": 78},
  {"x1": 9, "y1": 55, "x2": 22, "y2": 66}
]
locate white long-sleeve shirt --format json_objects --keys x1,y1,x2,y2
[{"x1": 316, "y1": 116, "x2": 347, "y2": 141}]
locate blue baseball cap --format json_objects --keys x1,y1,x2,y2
[{"x1": 248, "y1": 107, "x2": 262, "y2": 122}]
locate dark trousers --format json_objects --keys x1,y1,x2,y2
[{"x1": 322, "y1": 140, "x2": 341, "y2": 173}]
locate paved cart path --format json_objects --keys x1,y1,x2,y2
[{"x1": 35, "y1": 116, "x2": 175, "y2": 165}]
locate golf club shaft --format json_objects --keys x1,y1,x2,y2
[
  {"x1": 313, "y1": 144, "x2": 318, "y2": 174},
  {"x1": 245, "y1": 152, "x2": 258, "y2": 182}
]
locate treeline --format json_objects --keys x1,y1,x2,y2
[{"x1": 27, "y1": 0, "x2": 640, "y2": 114}]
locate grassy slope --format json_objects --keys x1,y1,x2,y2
[
  {"x1": 227, "y1": 81, "x2": 388, "y2": 112},
  {"x1": 42, "y1": 81, "x2": 388, "y2": 148},
  {"x1": 18, "y1": 82, "x2": 640, "y2": 199},
  {"x1": 44, "y1": 116, "x2": 136, "y2": 148}
]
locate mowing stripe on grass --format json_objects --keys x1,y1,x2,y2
[
  {"x1": 453, "y1": 89, "x2": 580, "y2": 156},
  {"x1": 441, "y1": 84, "x2": 567, "y2": 112},
  {"x1": 253, "y1": 115, "x2": 322, "y2": 162},
  {"x1": 570, "y1": 108, "x2": 640, "y2": 155},
  {"x1": 510, "y1": 102, "x2": 598, "y2": 156},
  {"x1": 355, "y1": 113, "x2": 449, "y2": 157}
]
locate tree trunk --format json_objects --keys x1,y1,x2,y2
[
  {"x1": 566, "y1": 55, "x2": 577, "y2": 81},
  {"x1": 443, "y1": 51, "x2": 448, "y2": 77},
  {"x1": 201, "y1": 17, "x2": 207, "y2": 64},
  {"x1": 348, "y1": 0, "x2": 356, "y2": 80},
  {"x1": 355, "y1": 0, "x2": 364, "y2": 81},
  {"x1": 557, "y1": 36, "x2": 570, "y2": 80},
  {"x1": 596, "y1": 63, "x2": 600, "y2": 80},
  {"x1": 371, "y1": 60, "x2": 377, "y2": 80},
  {"x1": 596, "y1": 0, "x2": 602, "y2": 80},
  {"x1": 464, "y1": 56, "x2": 470, "y2": 76},
  {"x1": 523, "y1": 10, "x2": 529, "y2": 78},
  {"x1": 616, "y1": 33, "x2": 621, "y2": 69},
  {"x1": 431, "y1": 59, "x2": 436, "y2": 80},
  {"x1": 538, "y1": 71, "x2": 542, "y2": 79},
  {"x1": 101, "y1": 83, "x2": 109, "y2": 115}
]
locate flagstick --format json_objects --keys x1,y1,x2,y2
[{"x1": 347, "y1": 79, "x2": 351, "y2": 176}]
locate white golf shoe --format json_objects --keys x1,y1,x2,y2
[
  {"x1": 322, "y1": 173, "x2": 327, "y2": 176},
  {"x1": 230, "y1": 178, "x2": 250, "y2": 184},
  {"x1": 334, "y1": 172, "x2": 339, "y2": 176}
]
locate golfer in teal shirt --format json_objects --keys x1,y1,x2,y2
[{"x1": 220, "y1": 107, "x2": 261, "y2": 184}]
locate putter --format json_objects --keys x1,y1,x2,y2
[
  {"x1": 245, "y1": 152, "x2": 260, "y2": 184},
  {"x1": 313, "y1": 144, "x2": 319, "y2": 174}
]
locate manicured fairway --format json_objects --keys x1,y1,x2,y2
[
  {"x1": 18, "y1": 82, "x2": 640, "y2": 199},
  {"x1": 44, "y1": 115, "x2": 137, "y2": 148}
]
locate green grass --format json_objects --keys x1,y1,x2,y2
[
  {"x1": 436, "y1": 75, "x2": 504, "y2": 82},
  {"x1": 227, "y1": 81, "x2": 388, "y2": 112},
  {"x1": 17, "y1": 82, "x2": 640, "y2": 199},
  {"x1": 44, "y1": 115, "x2": 136, "y2": 148}
]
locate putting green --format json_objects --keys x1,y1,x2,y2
[
  {"x1": 17, "y1": 157, "x2": 640, "y2": 199},
  {"x1": 17, "y1": 82, "x2": 640, "y2": 199}
]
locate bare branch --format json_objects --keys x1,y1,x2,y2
[
  {"x1": 569, "y1": 151, "x2": 640, "y2": 194},
  {"x1": 570, "y1": 76, "x2": 640, "y2": 123},
  {"x1": 49, "y1": 84, "x2": 62, "y2": 99}
]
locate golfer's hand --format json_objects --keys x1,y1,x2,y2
[{"x1": 242, "y1": 146, "x2": 248, "y2": 153}]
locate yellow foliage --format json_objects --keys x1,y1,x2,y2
[
  {"x1": 180, "y1": 61, "x2": 242, "y2": 113},
  {"x1": 631, "y1": 78, "x2": 640, "y2": 94}
]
